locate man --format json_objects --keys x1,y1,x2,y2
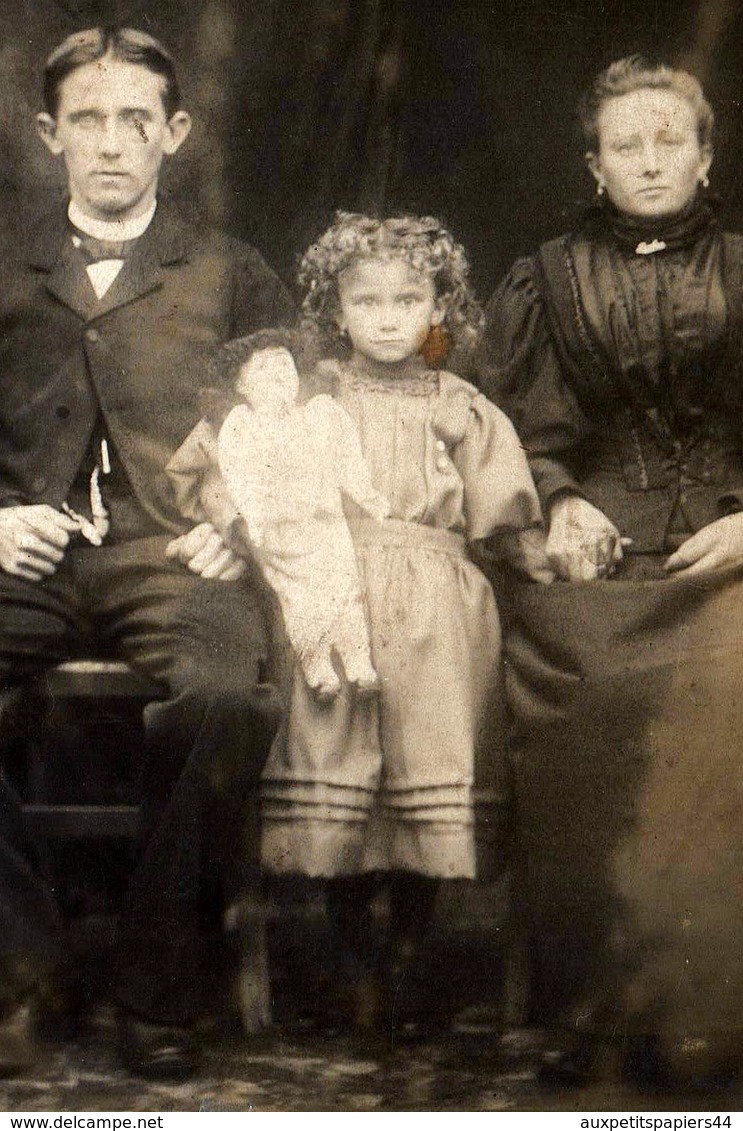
[{"x1": 0, "y1": 27, "x2": 293, "y2": 1078}]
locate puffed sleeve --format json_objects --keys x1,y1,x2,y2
[
  {"x1": 472, "y1": 256, "x2": 591, "y2": 509},
  {"x1": 435, "y1": 372, "x2": 542, "y2": 539},
  {"x1": 165, "y1": 418, "x2": 240, "y2": 535}
]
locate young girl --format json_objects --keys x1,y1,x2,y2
[{"x1": 260, "y1": 212, "x2": 542, "y2": 1035}]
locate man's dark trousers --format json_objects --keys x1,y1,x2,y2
[{"x1": 0, "y1": 535, "x2": 276, "y2": 1024}]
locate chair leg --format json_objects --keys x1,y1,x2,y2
[{"x1": 225, "y1": 890, "x2": 272, "y2": 1034}]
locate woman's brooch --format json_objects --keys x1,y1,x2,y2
[{"x1": 635, "y1": 238, "x2": 667, "y2": 255}]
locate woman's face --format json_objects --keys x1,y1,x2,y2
[{"x1": 587, "y1": 87, "x2": 712, "y2": 220}]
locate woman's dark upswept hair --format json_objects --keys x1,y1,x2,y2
[
  {"x1": 297, "y1": 211, "x2": 483, "y2": 361},
  {"x1": 43, "y1": 27, "x2": 181, "y2": 118},
  {"x1": 579, "y1": 55, "x2": 714, "y2": 151}
]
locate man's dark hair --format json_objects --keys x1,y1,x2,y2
[{"x1": 43, "y1": 27, "x2": 181, "y2": 119}]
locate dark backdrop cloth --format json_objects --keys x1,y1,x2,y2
[
  {"x1": 503, "y1": 561, "x2": 743, "y2": 1039},
  {"x1": 3, "y1": 0, "x2": 743, "y2": 295}
]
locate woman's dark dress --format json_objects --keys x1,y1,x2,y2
[{"x1": 478, "y1": 204, "x2": 743, "y2": 1041}]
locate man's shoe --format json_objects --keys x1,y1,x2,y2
[
  {"x1": 118, "y1": 1011, "x2": 198, "y2": 1080},
  {"x1": 0, "y1": 1001, "x2": 38, "y2": 1077}
]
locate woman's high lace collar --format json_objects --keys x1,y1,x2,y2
[{"x1": 589, "y1": 196, "x2": 718, "y2": 254}]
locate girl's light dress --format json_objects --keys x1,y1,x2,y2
[{"x1": 261, "y1": 358, "x2": 541, "y2": 879}]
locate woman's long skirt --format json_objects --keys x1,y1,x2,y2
[{"x1": 503, "y1": 561, "x2": 743, "y2": 1040}]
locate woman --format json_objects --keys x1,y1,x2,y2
[{"x1": 477, "y1": 57, "x2": 743, "y2": 1089}]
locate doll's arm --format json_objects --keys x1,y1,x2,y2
[
  {"x1": 166, "y1": 418, "x2": 245, "y2": 541},
  {"x1": 217, "y1": 406, "x2": 269, "y2": 545},
  {"x1": 165, "y1": 420, "x2": 215, "y2": 524}
]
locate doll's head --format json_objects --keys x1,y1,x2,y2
[
  {"x1": 235, "y1": 347, "x2": 298, "y2": 413},
  {"x1": 297, "y1": 212, "x2": 483, "y2": 366},
  {"x1": 201, "y1": 328, "x2": 299, "y2": 423}
]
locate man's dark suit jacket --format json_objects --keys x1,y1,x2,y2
[{"x1": 0, "y1": 200, "x2": 294, "y2": 533}]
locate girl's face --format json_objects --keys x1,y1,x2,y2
[
  {"x1": 235, "y1": 347, "x2": 298, "y2": 412},
  {"x1": 336, "y1": 258, "x2": 443, "y2": 365},
  {"x1": 587, "y1": 87, "x2": 712, "y2": 220}
]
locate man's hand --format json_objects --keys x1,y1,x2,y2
[
  {"x1": 165, "y1": 521, "x2": 247, "y2": 581},
  {"x1": 665, "y1": 513, "x2": 743, "y2": 578},
  {"x1": 0, "y1": 505, "x2": 79, "y2": 581},
  {"x1": 547, "y1": 494, "x2": 629, "y2": 582}
]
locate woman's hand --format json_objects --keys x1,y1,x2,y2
[
  {"x1": 665, "y1": 513, "x2": 743, "y2": 577},
  {"x1": 547, "y1": 494, "x2": 628, "y2": 582}
]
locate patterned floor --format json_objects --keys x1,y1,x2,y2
[
  {"x1": 2, "y1": 883, "x2": 741, "y2": 1112},
  {"x1": 1, "y1": 1019, "x2": 742, "y2": 1113}
]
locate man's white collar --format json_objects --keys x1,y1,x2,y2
[{"x1": 68, "y1": 200, "x2": 157, "y2": 242}]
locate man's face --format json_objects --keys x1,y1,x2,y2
[{"x1": 37, "y1": 56, "x2": 191, "y2": 222}]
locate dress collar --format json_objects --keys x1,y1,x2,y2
[{"x1": 590, "y1": 196, "x2": 718, "y2": 255}]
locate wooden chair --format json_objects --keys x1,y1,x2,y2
[
  {"x1": 17, "y1": 657, "x2": 272, "y2": 1032},
  {"x1": 21, "y1": 659, "x2": 161, "y2": 841}
]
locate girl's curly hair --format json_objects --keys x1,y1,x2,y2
[{"x1": 297, "y1": 211, "x2": 483, "y2": 363}]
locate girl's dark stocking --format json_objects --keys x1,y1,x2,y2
[
  {"x1": 384, "y1": 873, "x2": 441, "y2": 1034},
  {"x1": 323, "y1": 873, "x2": 384, "y2": 1030}
]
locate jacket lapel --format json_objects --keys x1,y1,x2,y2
[
  {"x1": 27, "y1": 200, "x2": 194, "y2": 322},
  {"x1": 27, "y1": 208, "x2": 99, "y2": 320}
]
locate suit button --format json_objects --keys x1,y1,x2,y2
[
  {"x1": 55, "y1": 405, "x2": 70, "y2": 420},
  {"x1": 85, "y1": 328, "x2": 100, "y2": 343},
  {"x1": 32, "y1": 476, "x2": 46, "y2": 494}
]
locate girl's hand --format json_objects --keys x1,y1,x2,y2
[
  {"x1": 547, "y1": 495, "x2": 628, "y2": 582},
  {"x1": 664, "y1": 513, "x2": 743, "y2": 577},
  {"x1": 166, "y1": 521, "x2": 248, "y2": 581},
  {"x1": 498, "y1": 528, "x2": 556, "y2": 584}
]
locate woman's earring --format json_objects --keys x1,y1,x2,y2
[
  {"x1": 702, "y1": 174, "x2": 710, "y2": 188},
  {"x1": 596, "y1": 183, "x2": 606, "y2": 197}
]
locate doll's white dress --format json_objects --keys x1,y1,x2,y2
[{"x1": 218, "y1": 395, "x2": 389, "y2": 697}]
